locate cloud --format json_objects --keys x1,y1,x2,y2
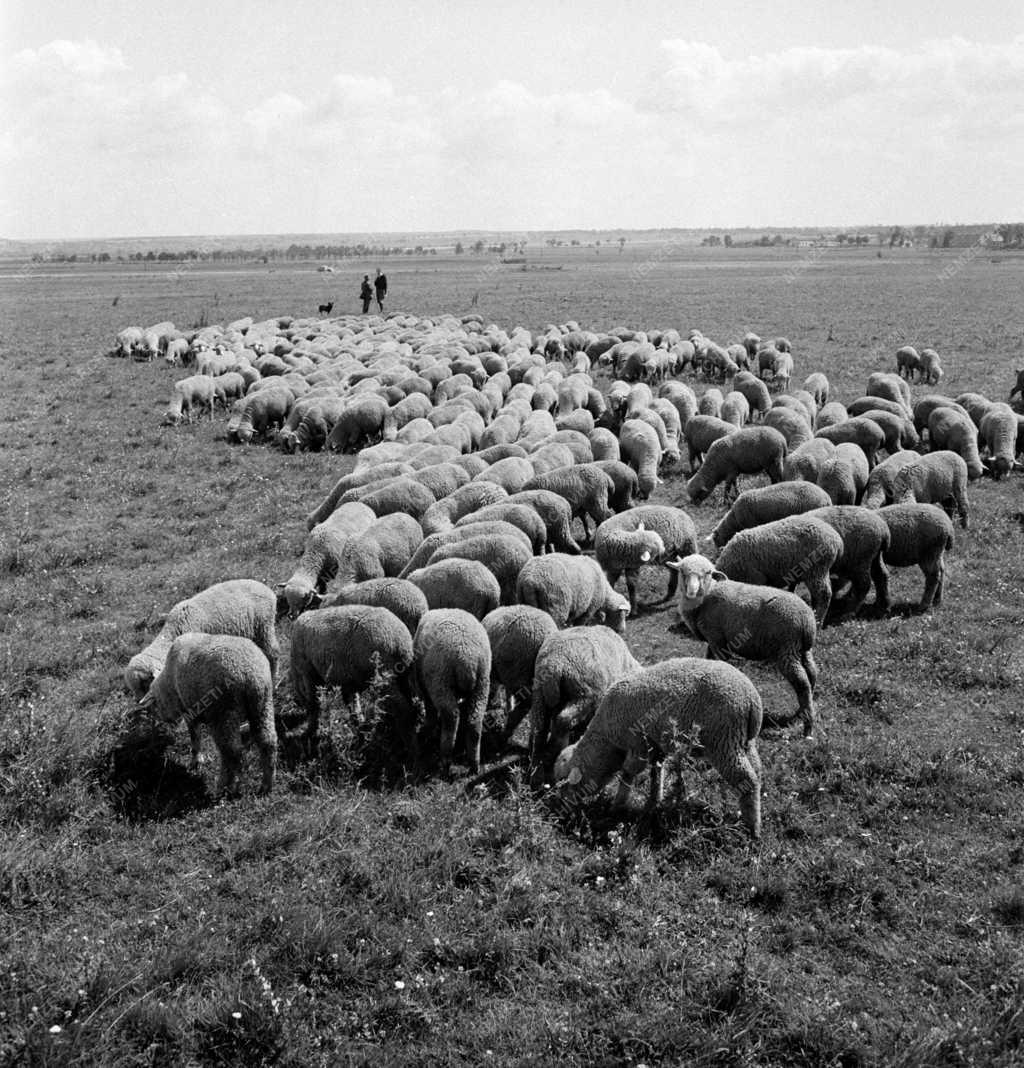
[{"x1": 11, "y1": 38, "x2": 127, "y2": 79}]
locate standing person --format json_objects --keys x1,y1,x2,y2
[
  {"x1": 374, "y1": 269, "x2": 388, "y2": 313},
  {"x1": 359, "y1": 274, "x2": 373, "y2": 314}
]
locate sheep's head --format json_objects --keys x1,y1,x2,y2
[
  {"x1": 600, "y1": 593, "x2": 630, "y2": 633},
  {"x1": 665, "y1": 554, "x2": 725, "y2": 611},
  {"x1": 685, "y1": 473, "x2": 710, "y2": 506},
  {"x1": 124, "y1": 658, "x2": 156, "y2": 700},
  {"x1": 633, "y1": 523, "x2": 666, "y2": 563},
  {"x1": 553, "y1": 742, "x2": 581, "y2": 786}
]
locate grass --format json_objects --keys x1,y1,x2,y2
[{"x1": 1, "y1": 246, "x2": 1023, "y2": 1065}]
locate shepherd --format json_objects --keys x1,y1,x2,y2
[
  {"x1": 359, "y1": 275, "x2": 373, "y2": 314},
  {"x1": 374, "y1": 269, "x2": 388, "y2": 313}
]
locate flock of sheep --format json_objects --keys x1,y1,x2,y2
[{"x1": 112, "y1": 312, "x2": 1024, "y2": 839}]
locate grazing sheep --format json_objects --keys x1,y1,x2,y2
[
  {"x1": 698, "y1": 388, "x2": 725, "y2": 419},
  {"x1": 781, "y1": 438, "x2": 836, "y2": 483},
  {"x1": 731, "y1": 372, "x2": 772, "y2": 422},
  {"x1": 426, "y1": 533, "x2": 533, "y2": 606},
  {"x1": 419, "y1": 481, "x2": 509, "y2": 536},
  {"x1": 866, "y1": 371, "x2": 912, "y2": 415},
  {"x1": 858, "y1": 409, "x2": 920, "y2": 455},
  {"x1": 400, "y1": 521, "x2": 532, "y2": 579},
  {"x1": 321, "y1": 577, "x2": 429, "y2": 636},
  {"x1": 584, "y1": 460, "x2": 639, "y2": 513},
  {"x1": 482, "y1": 606, "x2": 559, "y2": 742},
  {"x1": 473, "y1": 456, "x2": 537, "y2": 494},
  {"x1": 684, "y1": 415, "x2": 738, "y2": 473},
  {"x1": 876, "y1": 503, "x2": 954, "y2": 612},
  {"x1": 891, "y1": 451, "x2": 970, "y2": 528},
  {"x1": 715, "y1": 515, "x2": 844, "y2": 625},
  {"x1": 523, "y1": 465, "x2": 615, "y2": 542},
  {"x1": 813, "y1": 401, "x2": 848, "y2": 431},
  {"x1": 847, "y1": 395, "x2": 909, "y2": 421},
  {"x1": 774, "y1": 392, "x2": 815, "y2": 426},
  {"x1": 125, "y1": 579, "x2": 280, "y2": 699},
  {"x1": 353, "y1": 478, "x2": 438, "y2": 520},
  {"x1": 912, "y1": 395, "x2": 968, "y2": 439},
  {"x1": 593, "y1": 522, "x2": 666, "y2": 615},
  {"x1": 927, "y1": 408, "x2": 984, "y2": 480},
  {"x1": 720, "y1": 391, "x2": 751, "y2": 427},
  {"x1": 618, "y1": 419, "x2": 663, "y2": 499},
  {"x1": 814, "y1": 416, "x2": 884, "y2": 468},
  {"x1": 306, "y1": 462, "x2": 415, "y2": 529},
  {"x1": 333, "y1": 513, "x2": 424, "y2": 589},
  {"x1": 896, "y1": 346, "x2": 921, "y2": 380},
  {"x1": 530, "y1": 627, "x2": 641, "y2": 770},
  {"x1": 553, "y1": 658, "x2": 763, "y2": 837},
  {"x1": 138, "y1": 634, "x2": 277, "y2": 795},
  {"x1": 407, "y1": 559, "x2": 502, "y2": 619},
  {"x1": 516, "y1": 553, "x2": 630, "y2": 632},
  {"x1": 594, "y1": 505, "x2": 699, "y2": 605},
  {"x1": 455, "y1": 503, "x2": 547, "y2": 553},
  {"x1": 589, "y1": 427, "x2": 620, "y2": 461},
  {"x1": 803, "y1": 505, "x2": 891, "y2": 619},
  {"x1": 803, "y1": 372, "x2": 830, "y2": 407},
  {"x1": 816, "y1": 442, "x2": 870, "y2": 505},
  {"x1": 862, "y1": 450, "x2": 922, "y2": 508},
  {"x1": 954, "y1": 392, "x2": 995, "y2": 429},
  {"x1": 289, "y1": 605, "x2": 415, "y2": 745},
  {"x1": 918, "y1": 348, "x2": 943, "y2": 385},
  {"x1": 162, "y1": 376, "x2": 218, "y2": 425},
  {"x1": 667, "y1": 554, "x2": 818, "y2": 736},
  {"x1": 978, "y1": 402, "x2": 1021, "y2": 479},
  {"x1": 658, "y1": 381, "x2": 699, "y2": 428},
  {"x1": 326, "y1": 394, "x2": 389, "y2": 452},
  {"x1": 507, "y1": 490, "x2": 582, "y2": 554},
  {"x1": 710, "y1": 482, "x2": 833, "y2": 548},
  {"x1": 763, "y1": 406, "x2": 813, "y2": 450},
  {"x1": 233, "y1": 387, "x2": 293, "y2": 444},
  {"x1": 685, "y1": 426, "x2": 788, "y2": 505},
  {"x1": 414, "y1": 609, "x2": 491, "y2": 775}
]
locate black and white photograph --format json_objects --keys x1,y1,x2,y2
[{"x1": 1, "y1": 0, "x2": 1023, "y2": 1063}]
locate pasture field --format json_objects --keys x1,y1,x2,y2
[{"x1": 1, "y1": 245, "x2": 1023, "y2": 1066}]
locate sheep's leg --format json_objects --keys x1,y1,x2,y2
[
  {"x1": 954, "y1": 487, "x2": 970, "y2": 529},
  {"x1": 646, "y1": 752, "x2": 667, "y2": 809},
  {"x1": 528, "y1": 690, "x2": 553, "y2": 769},
  {"x1": 625, "y1": 571, "x2": 639, "y2": 616},
  {"x1": 210, "y1": 716, "x2": 244, "y2": 796},
  {"x1": 187, "y1": 719, "x2": 205, "y2": 769},
  {"x1": 868, "y1": 553, "x2": 890, "y2": 615},
  {"x1": 503, "y1": 686, "x2": 531, "y2": 745},
  {"x1": 778, "y1": 653, "x2": 816, "y2": 737},
  {"x1": 614, "y1": 749, "x2": 645, "y2": 806},
  {"x1": 663, "y1": 565, "x2": 679, "y2": 602},
  {"x1": 805, "y1": 570, "x2": 833, "y2": 626},
  {"x1": 919, "y1": 556, "x2": 944, "y2": 612},
  {"x1": 248, "y1": 696, "x2": 278, "y2": 795},
  {"x1": 717, "y1": 743, "x2": 763, "y2": 838},
  {"x1": 464, "y1": 682, "x2": 489, "y2": 776}
]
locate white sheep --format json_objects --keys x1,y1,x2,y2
[
  {"x1": 425, "y1": 532, "x2": 533, "y2": 606},
  {"x1": 891, "y1": 451, "x2": 970, "y2": 529},
  {"x1": 407, "y1": 559, "x2": 502, "y2": 619},
  {"x1": 686, "y1": 426, "x2": 788, "y2": 505},
  {"x1": 333, "y1": 513, "x2": 424, "y2": 589},
  {"x1": 861, "y1": 450, "x2": 922, "y2": 508},
  {"x1": 162, "y1": 376, "x2": 217, "y2": 426},
  {"x1": 321, "y1": 577, "x2": 429, "y2": 636},
  {"x1": 516, "y1": 553, "x2": 630, "y2": 632},
  {"x1": 138, "y1": 633, "x2": 277, "y2": 795},
  {"x1": 709, "y1": 481, "x2": 833, "y2": 548},
  {"x1": 877, "y1": 503, "x2": 955, "y2": 612},
  {"x1": 618, "y1": 419, "x2": 663, "y2": 499},
  {"x1": 553, "y1": 658, "x2": 764, "y2": 838},
  {"x1": 978, "y1": 402, "x2": 1021, "y2": 479},
  {"x1": 593, "y1": 521, "x2": 666, "y2": 615}
]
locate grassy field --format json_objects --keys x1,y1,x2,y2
[{"x1": 1, "y1": 245, "x2": 1023, "y2": 1066}]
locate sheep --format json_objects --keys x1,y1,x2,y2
[
  {"x1": 814, "y1": 416, "x2": 884, "y2": 468},
  {"x1": 847, "y1": 395, "x2": 909, "y2": 420},
  {"x1": 684, "y1": 416, "x2": 738, "y2": 473},
  {"x1": 617, "y1": 419, "x2": 663, "y2": 499},
  {"x1": 720, "y1": 391, "x2": 750, "y2": 427},
  {"x1": 731, "y1": 372, "x2": 772, "y2": 422},
  {"x1": 685, "y1": 426, "x2": 788, "y2": 505},
  {"x1": 927, "y1": 407, "x2": 984, "y2": 481},
  {"x1": 164, "y1": 337, "x2": 190, "y2": 366},
  {"x1": 710, "y1": 482, "x2": 833, "y2": 548},
  {"x1": 472, "y1": 456, "x2": 537, "y2": 494},
  {"x1": 803, "y1": 505, "x2": 891, "y2": 619},
  {"x1": 419, "y1": 482, "x2": 509, "y2": 536},
  {"x1": 530, "y1": 627, "x2": 641, "y2": 771},
  {"x1": 115, "y1": 326, "x2": 144, "y2": 358},
  {"x1": 781, "y1": 438, "x2": 836, "y2": 483},
  {"x1": 589, "y1": 427, "x2": 620, "y2": 461},
  {"x1": 516, "y1": 553, "x2": 630, "y2": 632},
  {"x1": 697, "y1": 388, "x2": 724, "y2": 419},
  {"x1": 658, "y1": 381, "x2": 699, "y2": 428},
  {"x1": 289, "y1": 605, "x2": 415, "y2": 745},
  {"x1": 400, "y1": 521, "x2": 534, "y2": 579},
  {"x1": 715, "y1": 514, "x2": 844, "y2": 625},
  {"x1": 455, "y1": 503, "x2": 547, "y2": 554},
  {"x1": 354, "y1": 478, "x2": 438, "y2": 520},
  {"x1": 912, "y1": 395, "x2": 968, "y2": 439},
  {"x1": 918, "y1": 348, "x2": 943, "y2": 385},
  {"x1": 407, "y1": 559, "x2": 502, "y2": 619},
  {"x1": 593, "y1": 522, "x2": 666, "y2": 616},
  {"x1": 280, "y1": 502, "x2": 377, "y2": 616},
  {"x1": 816, "y1": 442, "x2": 870, "y2": 505},
  {"x1": 425, "y1": 533, "x2": 533, "y2": 606},
  {"x1": 978, "y1": 402, "x2": 1021, "y2": 479},
  {"x1": 763, "y1": 406, "x2": 813, "y2": 450},
  {"x1": 803, "y1": 372, "x2": 830, "y2": 407},
  {"x1": 1011, "y1": 369, "x2": 1024, "y2": 404},
  {"x1": 866, "y1": 371, "x2": 912, "y2": 415},
  {"x1": 138, "y1": 634, "x2": 277, "y2": 795},
  {"x1": 507, "y1": 490, "x2": 582, "y2": 554},
  {"x1": 333, "y1": 513, "x2": 424, "y2": 589},
  {"x1": 666, "y1": 554, "x2": 818, "y2": 736},
  {"x1": 320, "y1": 577, "x2": 429, "y2": 636},
  {"x1": 413, "y1": 609, "x2": 491, "y2": 775},
  {"x1": 896, "y1": 345, "x2": 921, "y2": 380},
  {"x1": 522, "y1": 465, "x2": 615, "y2": 543},
  {"x1": 306, "y1": 462, "x2": 416, "y2": 529},
  {"x1": 858, "y1": 409, "x2": 920, "y2": 454},
  {"x1": 482, "y1": 606, "x2": 559, "y2": 742},
  {"x1": 813, "y1": 401, "x2": 848, "y2": 431},
  {"x1": 233, "y1": 387, "x2": 293, "y2": 444},
  {"x1": 954, "y1": 392, "x2": 995, "y2": 429},
  {"x1": 892, "y1": 451, "x2": 970, "y2": 528},
  {"x1": 862, "y1": 450, "x2": 922, "y2": 508},
  {"x1": 584, "y1": 460, "x2": 639, "y2": 513},
  {"x1": 162, "y1": 376, "x2": 218, "y2": 425},
  {"x1": 774, "y1": 391, "x2": 815, "y2": 426},
  {"x1": 325, "y1": 394, "x2": 390, "y2": 452},
  {"x1": 125, "y1": 579, "x2": 280, "y2": 700},
  {"x1": 553, "y1": 658, "x2": 763, "y2": 837},
  {"x1": 876, "y1": 504, "x2": 955, "y2": 613}
]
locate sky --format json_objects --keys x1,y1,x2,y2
[{"x1": 1, "y1": 0, "x2": 1022, "y2": 239}]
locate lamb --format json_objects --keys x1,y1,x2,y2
[
  {"x1": 593, "y1": 522, "x2": 666, "y2": 615},
  {"x1": 876, "y1": 503, "x2": 955, "y2": 613},
  {"x1": 685, "y1": 426, "x2": 788, "y2": 505},
  {"x1": 553, "y1": 658, "x2": 763, "y2": 837},
  {"x1": 891, "y1": 451, "x2": 970, "y2": 528},
  {"x1": 684, "y1": 416, "x2": 738, "y2": 473},
  {"x1": 803, "y1": 505, "x2": 891, "y2": 619},
  {"x1": 516, "y1": 553, "x2": 630, "y2": 632},
  {"x1": 481, "y1": 606, "x2": 559, "y2": 743},
  {"x1": 896, "y1": 346, "x2": 921, "y2": 380},
  {"x1": 861, "y1": 450, "x2": 922, "y2": 508},
  {"x1": 781, "y1": 438, "x2": 836, "y2": 483},
  {"x1": 333, "y1": 513, "x2": 424, "y2": 589},
  {"x1": 320, "y1": 577, "x2": 429, "y2": 636},
  {"x1": 816, "y1": 442, "x2": 870, "y2": 505},
  {"x1": 715, "y1": 514, "x2": 844, "y2": 624},
  {"x1": 289, "y1": 605, "x2": 415, "y2": 745},
  {"x1": 413, "y1": 609, "x2": 491, "y2": 775},
  {"x1": 507, "y1": 490, "x2": 582, "y2": 554},
  {"x1": 814, "y1": 416, "x2": 884, "y2": 468},
  {"x1": 803, "y1": 372, "x2": 830, "y2": 407},
  {"x1": 454, "y1": 503, "x2": 547, "y2": 553},
  {"x1": 763, "y1": 406, "x2": 813, "y2": 450},
  {"x1": 419, "y1": 481, "x2": 509, "y2": 535},
  {"x1": 918, "y1": 348, "x2": 943, "y2": 385},
  {"x1": 280, "y1": 502, "x2": 377, "y2": 616},
  {"x1": 124, "y1": 579, "x2": 280, "y2": 699},
  {"x1": 927, "y1": 408, "x2": 984, "y2": 480},
  {"x1": 530, "y1": 627, "x2": 641, "y2": 771},
  {"x1": 425, "y1": 533, "x2": 533, "y2": 606},
  {"x1": 138, "y1": 634, "x2": 277, "y2": 795},
  {"x1": 618, "y1": 419, "x2": 663, "y2": 498},
  {"x1": 162, "y1": 376, "x2": 218, "y2": 425},
  {"x1": 978, "y1": 402, "x2": 1021, "y2": 479},
  {"x1": 709, "y1": 482, "x2": 833, "y2": 547},
  {"x1": 407, "y1": 559, "x2": 502, "y2": 619},
  {"x1": 522, "y1": 465, "x2": 615, "y2": 542},
  {"x1": 666, "y1": 554, "x2": 818, "y2": 736}
]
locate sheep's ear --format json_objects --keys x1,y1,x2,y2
[
  {"x1": 702, "y1": 532, "x2": 715, "y2": 543},
  {"x1": 640, "y1": 550, "x2": 651, "y2": 562},
  {"x1": 664, "y1": 558, "x2": 684, "y2": 572},
  {"x1": 567, "y1": 767, "x2": 582, "y2": 786},
  {"x1": 307, "y1": 592, "x2": 324, "y2": 610},
  {"x1": 712, "y1": 570, "x2": 727, "y2": 582},
  {"x1": 137, "y1": 690, "x2": 155, "y2": 711},
  {"x1": 636, "y1": 521, "x2": 645, "y2": 532}
]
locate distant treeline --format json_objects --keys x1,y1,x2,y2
[
  {"x1": 701, "y1": 223, "x2": 1024, "y2": 250},
  {"x1": 30, "y1": 244, "x2": 446, "y2": 264}
]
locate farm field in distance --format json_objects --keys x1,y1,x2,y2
[{"x1": 1, "y1": 244, "x2": 1023, "y2": 1066}]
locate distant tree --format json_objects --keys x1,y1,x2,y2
[
  {"x1": 836, "y1": 234, "x2": 847, "y2": 245},
  {"x1": 889, "y1": 227, "x2": 903, "y2": 248},
  {"x1": 618, "y1": 237, "x2": 626, "y2": 253},
  {"x1": 941, "y1": 229, "x2": 955, "y2": 248},
  {"x1": 772, "y1": 234, "x2": 785, "y2": 245},
  {"x1": 472, "y1": 239, "x2": 485, "y2": 254},
  {"x1": 930, "y1": 235, "x2": 939, "y2": 249},
  {"x1": 454, "y1": 241, "x2": 464, "y2": 254},
  {"x1": 723, "y1": 234, "x2": 733, "y2": 247}
]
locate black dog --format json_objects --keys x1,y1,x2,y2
[{"x1": 318, "y1": 301, "x2": 334, "y2": 315}]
